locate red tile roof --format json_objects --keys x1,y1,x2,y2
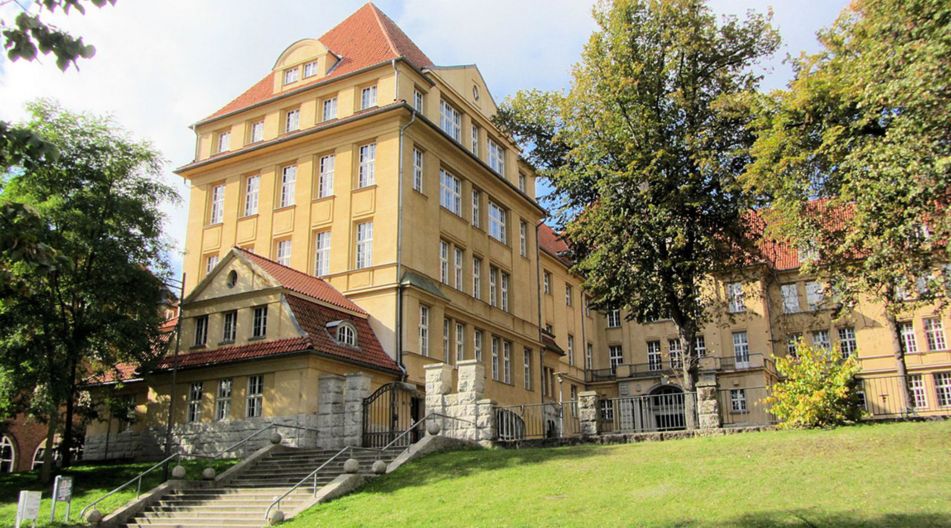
[
  {"x1": 537, "y1": 223, "x2": 573, "y2": 267},
  {"x1": 156, "y1": 337, "x2": 313, "y2": 371},
  {"x1": 236, "y1": 247, "x2": 367, "y2": 315},
  {"x1": 207, "y1": 3, "x2": 433, "y2": 120}
]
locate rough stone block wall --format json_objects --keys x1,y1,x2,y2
[{"x1": 425, "y1": 360, "x2": 496, "y2": 445}]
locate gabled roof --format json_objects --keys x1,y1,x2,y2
[
  {"x1": 207, "y1": 3, "x2": 433, "y2": 120},
  {"x1": 235, "y1": 247, "x2": 367, "y2": 316},
  {"x1": 538, "y1": 223, "x2": 573, "y2": 268}
]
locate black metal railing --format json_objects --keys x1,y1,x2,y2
[
  {"x1": 494, "y1": 401, "x2": 581, "y2": 441},
  {"x1": 599, "y1": 392, "x2": 695, "y2": 433},
  {"x1": 586, "y1": 354, "x2": 774, "y2": 382}
]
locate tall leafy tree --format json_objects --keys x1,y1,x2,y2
[
  {"x1": 742, "y1": 0, "x2": 950, "y2": 413},
  {"x1": 496, "y1": 0, "x2": 779, "y2": 390},
  {"x1": 0, "y1": 101, "x2": 177, "y2": 481}
]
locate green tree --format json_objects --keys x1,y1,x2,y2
[
  {"x1": 0, "y1": 100, "x2": 177, "y2": 482},
  {"x1": 742, "y1": 0, "x2": 950, "y2": 414},
  {"x1": 495, "y1": 0, "x2": 779, "y2": 390},
  {"x1": 766, "y1": 342, "x2": 863, "y2": 429}
]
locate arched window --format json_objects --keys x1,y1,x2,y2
[
  {"x1": 32, "y1": 437, "x2": 61, "y2": 471},
  {"x1": 0, "y1": 435, "x2": 16, "y2": 473},
  {"x1": 336, "y1": 323, "x2": 357, "y2": 347}
]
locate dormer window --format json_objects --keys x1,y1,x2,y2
[
  {"x1": 327, "y1": 320, "x2": 357, "y2": 346},
  {"x1": 303, "y1": 61, "x2": 318, "y2": 78},
  {"x1": 283, "y1": 67, "x2": 299, "y2": 85}
]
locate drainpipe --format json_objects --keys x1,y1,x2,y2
[
  {"x1": 395, "y1": 71, "x2": 417, "y2": 381},
  {"x1": 535, "y1": 221, "x2": 545, "y2": 404}
]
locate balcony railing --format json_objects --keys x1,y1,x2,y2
[{"x1": 585, "y1": 353, "x2": 774, "y2": 382}]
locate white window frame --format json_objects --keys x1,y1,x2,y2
[
  {"x1": 250, "y1": 120, "x2": 264, "y2": 143},
  {"x1": 523, "y1": 349, "x2": 533, "y2": 390},
  {"x1": 217, "y1": 131, "x2": 230, "y2": 153},
  {"x1": 900, "y1": 322, "x2": 918, "y2": 353},
  {"x1": 500, "y1": 272, "x2": 510, "y2": 312},
  {"x1": 455, "y1": 322, "x2": 465, "y2": 362},
  {"x1": 222, "y1": 310, "x2": 237, "y2": 342},
  {"x1": 360, "y1": 85, "x2": 378, "y2": 109},
  {"x1": 412, "y1": 148, "x2": 424, "y2": 192},
  {"x1": 732, "y1": 332, "x2": 750, "y2": 368},
  {"x1": 805, "y1": 281, "x2": 824, "y2": 310},
  {"x1": 491, "y1": 336, "x2": 500, "y2": 381},
  {"x1": 567, "y1": 334, "x2": 575, "y2": 366},
  {"x1": 585, "y1": 343, "x2": 593, "y2": 370},
  {"x1": 358, "y1": 143, "x2": 376, "y2": 188},
  {"x1": 413, "y1": 89, "x2": 424, "y2": 112},
  {"x1": 244, "y1": 174, "x2": 260, "y2": 216},
  {"x1": 187, "y1": 382, "x2": 203, "y2": 422},
  {"x1": 280, "y1": 165, "x2": 297, "y2": 208},
  {"x1": 489, "y1": 266, "x2": 498, "y2": 307},
  {"x1": 909, "y1": 374, "x2": 927, "y2": 408},
  {"x1": 812, "y1": 329, "x2": 831, "y2": 350},
  {"x1": 314, "y1": 231, "x2": 331, "y2": 277},
  {"x1": 205, "y1": 254, "x2": 219, "y2": 276},
  {"x1": 668, "y1": 338, "x2": 682, "y2": 369},
  {"x1": 356, "y1": 222, "x2": 373, "y2": 269},
  {"x1": 419, "y1": 305, "x2": 430, "y2": 356},
  {"x1": 252, "y1": 306, "x2": 268, "y2": 338},
  {"x1": 565, "y1": 284, "x2": 573, "y2": 307},
  {"x1": 488, "y1": 201, "x2": 507, "y2": 243},
  {"x1": 337, "y1": 323, "x2": 357, "y2": 346},
  {"x1": 787, "y1": 334, "x2": 802, "y2": 355},
  {"x1": 730, "y1": 389, "x2": 748, "y2": 413},
  {"x1": 727, "y1": 282, "x2": 745, "y2": 313},
  {"x1": 439, "y1": 240, "x2": 450, "y2": 284},
  {"x1": 470, "y1": 124, "x2": 479, "y2": 155},
  {"x1": 608, "y1": 309, "x2": 621, "y2": 328},
  {"x1": 210, "y1": 184, "x2": 225, "y2": 224},
  {"x1": 318, "y1": 155, "x2": 335, "y2": 198},
  {"x1": 471, "y1": 190, "x2": 481, "y2": 228},
  {"x1": 285, "y1": 108, "x2": 300, "y2": 132},
  {"x1": 543, "y1": 271, "x2": 552, "y2": 295},
  {"x1": 474, "y1": 329, "x2": 483, "y2": 363},
  {"x1": 283, "y1": 67, "x2": 299, "y2": 85},
  {"x1": 838, "y1": 326, "x2": 857, "y2": 357},
  {"x1": 694, "y1": 335, "x2": 706, "y2": 357},
  {"x1": 440, "y1": 99, "x2": 462, "y2": 141},
  {"x1": 322, "y1": 97, "x2": 338, "y2": 121},
  {"x1": 925, "y1": 318, "x2": 947, "y2": 351},
  {"x1": 454, "y1": 247, "x2": 464, "y2": 290},
  {"x1": 439, "y1": 169, "x2": 462, "y2": 215},
  {"x1": 503, "y1": 341, "x2": 512, "y2": 384},
  {"x1": 246, "y1": 375, "x2": 263, "y2": 418},
  {"x1": 276, "y1": 239, "x2": 292, "y2": 266},
  {"x1": 519, "y1": 220, "x2": 528, "y2": 257},
  {"x1": 472, "y1": 256, "x2": 482, "y2": 300},
  {"x1": 610, "y1": 345, "x2": 624, "y2": 373},
  {"x1": 488, "y1": 139, "x2": 505, "y2": 174},
  {"x1": 935, "y1": 372, "x2": 951, "y2": 407},
  {"x1": 194, "y1": 315, "x2": 208, "y2": 346},
  {"x1": 303, "y1": 60, "x2": 318, "y2": 78},
  {"x1": 215, "y1": 378, "x2": 232, "y2": 421},
  {"x1": 781, "y1": 283, "x2": 799, "y2": 313}
]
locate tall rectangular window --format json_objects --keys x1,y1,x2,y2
[
  {"x1": 610, "y1": 345, "x2": 623, "y2": 373},
  {"x1": 488, "y1": 139, "x2": 505, "y2": 174},
  {"x1": 188, "y1": 382, "x2": 203, "y2": 422},
  {"x1": 787, "y1": 334, "x2": 802, "y2": 355},
  {"x1": 222, "y1": 311, "x2": 237, "y2": 342},
  {"x1": 318, "y1": 155, "x2": 335, "y2": 198},
  {"x1": 303, "y1": 60, "x2": 318, "y2": 78},
  {"x1": 244, "y1": 175, "x2": 260, "y2": 216},
  {"x1": 217, "y1": 131, "x2": 230, "y2": 153},
  {"x1": 899, "y1": 322, "x2": 918, "y2": 353},
  {"x1": 909, "y1": 375, "x2": 927, "y2": 408},
  {"x1": 210, "y1": 184, "x2": 225, "y2": 224},
  {"x1": 246, "y1": 375, "x2": 263, "y2": 418},
  {"x1": 455, "y1": 323, "x2": 465, "y2": 362},
  {"x1": 439, "y1": 169, "x2": 462, "y2": 215},
  {"x1": 250, "y1": 120, "x2": 264, "y2": 143},
  {"x1": 412, "y1": 148, "x2": 424, "y2": 192},
  {"x1": 503, "y1": 341, "x2": 512, "y2": 384},
  {"x1": 647, "y1": 341, "x2": 661, "y2": 371},
  {"x1": 519, "y1": 220, "x2": 528, "y2": 257},
  {"x1": 925, "y1": 318, "x2": 947, "y2": 351},
  {"x1": 935, "y1": 372, "x2": 951, "y2": 407},
  {"x1": 565, "y1": 284, "x2": 573, "y2": 306},
  {"x1": 471, "y1": 190, "x2": 481, "y2": 227},
  {"x1": 608, "y1": 309, "x2": 621, "y2": 328},
  {"x1": 694, "y1": 335, "x2": 706, "y2": 357},
  {"x1": 252, "y1": 306, "x2": 268, "y2": 338},
  {"x1": 500, "y1": 272, "x2": 510, "y2": 312},
  {"x1": 322, "y1": 97, "x2": 338, "y2": 121},
  {"x1": 314, "y1": 231, "x2": 331, "y2": 276},
  {"x1": 567, "y1": 334, "x2": 575, "y2": 366},
  {"x1": 668, "y1": 339, "x2": 682, "y2": 369},
  {"x1": 730, "y1": 389, "x2": 747, "y2": 413},
  {"x1": 489, "y1": 266, "x2": 498, "y2": 308},
  {"x1": 439, "y1": 240, "x2": 449, "y2": 284},
  {"x1": 280, "y1": 165, "x2": 296, "y2": 208},
  {"x1": 194, "y1": 315, "x2": 208, "y2": 346},
  {"x1": 585, "y1": 343, "x2": 593, "y2": 370},
  {"x1": 474, "y1": 329, "x2": 483, "y2": 363},
  {"x1": 443, "y1": 318, "x2": 451, "y2": 363},
  {"x1": 491, "y1": 336, "x2": 500, "y2": 381},
  {"x1": 470, "y1": 124, "x2": 479, "y2": 155},
  {"x1": 543, "y1": 271, "x2": 552, "y2": 294},
  {"x1": 285, "y1": 108, "x2": 300, "y2": 132},
  {"x1": 413, "y1": 89, "x2": 424, "y2": 112},
  {"x1": 276, "y1": 239, "x2": 292, "y2": 266},
  {"x1": 356, "y1": 222, "x2": 373, "y2": 269},
  {"x1": 215, "y1": 379, "x2": 232, "y2": 421},
  {"x1": 440, "y1": 100, "x2": 461, "y2": 141},
  {"x1": 732, "y1": 331, "x2": 750, "y2": 367},
  {"x1": 358, "y1": 143, "x2": 376, "y2": 187},
  {"x1": 518, "y1": 172, "x2": 527, "y2": 193},
  {"x1": 727, "y1": 283, "x2": 745, "y2": 313},
  {"x1": 812, "y1": 329, "x2": 831, "y2": 350},
  {"x1": 781, "y1": 283, "x2": 799, "y2": 313},
  {"x1": 419, "y1": 305, "x2": 430, "y2": 356},
  {"x1": 805, "y1": 281, "x2": 824, "y2": 310},
  {"x1": 205, "y1": 254, "x2": 219, "y2": 276},
  {"x1": 838, "y1": 327, "x2": 857, "y2": 357},
  {"x1": 454, "y1": 247, "x2": 464, "y2": 290},
  {"x1": 361, "y1": 85, "x2": 377, "y2": 109},
  {"x1": 472, "y1": 257, "x2": 482, "y2": 300},
  {"x1": 523, "y1": 349, "x2": 533, "y2": 390},
  {"x1": 489, "y1": 201, "x2": 506, "y2": 243}
]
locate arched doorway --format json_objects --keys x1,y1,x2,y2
[
  {"x1": 648, "y1": 385, "x2": 687, "y2": 431},
  {"x1": 0, "y1": 435, "x2": 15, "y2": 473}
]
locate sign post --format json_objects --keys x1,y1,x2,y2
[
  {"x1": 15, "y1": 490, "x2": 41, "y2": 528},
  {"x1": 50, "y1": 475, "x2": 74, "y2": 523}
]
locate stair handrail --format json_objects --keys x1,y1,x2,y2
[
  {"x1": 264, "y1": 445, "x2": 353, "y2": 522},
  {"x1": 78, "y1": 420, "x2": 299, "y2": 520}
]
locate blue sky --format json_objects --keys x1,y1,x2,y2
[{"x1": 0, "y1": 0, "x2": 847, "y2": 277}]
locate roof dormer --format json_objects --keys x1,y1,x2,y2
[{"x1": 272, "y1": 38, "x2": 340, "y2": 93}]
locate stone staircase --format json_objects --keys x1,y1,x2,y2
[{"x1": 125, "y1": 447, "x2": 400, "y2": 528}]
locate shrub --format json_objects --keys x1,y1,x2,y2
[{"x1": 766, "y1": 342, "x2": 863, "y2": 428}]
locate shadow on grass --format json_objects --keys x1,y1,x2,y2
[
  {"x1": 715, "y1": 510, "x2": 951, "y2": 528},
  {"x1": 357, "y1": 444, "x2": 616, "y2": 495}
]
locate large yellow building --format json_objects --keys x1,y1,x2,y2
[{"x1": 83, "y1": 4, "x2": 949, "y2": 457}]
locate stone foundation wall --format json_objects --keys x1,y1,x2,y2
[{"x1": 424, "y1": 360, "x2": 496, "y2": 445}]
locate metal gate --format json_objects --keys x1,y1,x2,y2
[{"x1": 362, "y1": 382, "x2": 422, "y2": 448}]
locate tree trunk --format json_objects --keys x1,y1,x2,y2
[
  {"x1": 59, "y1": 355, "x2": 79, "y2": 467},
  {"x1": 884, "y1": 311, "x2": 913, "y2": 416},
  {"x1": 39, "y1": 411, "x2": 58, "y2": 484},
  {"x1": 678, "y1": 325, "x2": 699, "y2": 391}
]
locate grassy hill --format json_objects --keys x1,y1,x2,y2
[{"x1": 284, "y1": 421, "x2": 951, "y2": 528}]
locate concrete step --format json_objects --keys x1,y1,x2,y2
[{"x1": 130, "y1": 517, "x2": 263, "y2": 527}]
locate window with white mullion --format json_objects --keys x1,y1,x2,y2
[
  {"x1": 730, "y1": 389, "x2": 747, "y2": 413},
  {"x1": 322, "y1": 97, "x2": 338, "y2": 121},
  {"x1": 899, "y1": 322, "x2": 918, "y2": 353},
  {"x1": 252, "y1": 306, "x2": 268, "y2": 338},
  {"x1": 215, "y1": 379, "x2": 232, "y2": 421},
  {"x1": 523, "y1": 349, "x2": 533, "y2": 390},
  {"x1": 610, "y1": 345, "x2": 624, "y2": 374},
  {"x1": 455, "y1": 322, "x2": 465, "y2": 362},
  {"x1": 443, "y1": 318, "x2": 451, "y2": 363},
  {"x1": 732, "y1": 331, "x2": 750, "y2": 367},
  {"x1": 244, "y1": 175, "x2": 260, "y2": 216},
  {"x1": 812, "y1": 329, "x2": 830, "y2": 350},
  {"x1": 439, "y1": 240, "x2": 450, "y2": 284},
  {"x1": 440, "y1": 100, "x2": 461, "y2": 141},
  {"x1": 925, "y1": 318, "x2": 947, "y2": 351},
  {"x1": 694, "y1": 335, "x2": 706, "y2": 357},
  {"x1": 491, "y1": 336, "x2": 500, "y2": 380},
  {"x1": 837, "y1": 326, "x2": 857, "y2": 357},
  {"x1": 489, "y1": 266, "x2": 498, "y2": 308},
  {"x1": 314, "y1": 231, "x2": 331, "y2": 276},
  {"x1": 285, "y1": 108, "x2": 300, "y2": 132},
  {"x1": 454, "y1": 247, "x2": 464, "y2": 290},
  {"x1": 585, "y1": 343, "x2": 593, "y2": 370},
  {"x1": 470, "y1": 124, "x2": 479, "y2": 156},
  {"x1": 209, "y1": 184, "x2": 225, "y2": 224},
  {"x1": 471, "y1": 190, "x2": 482, "y2": 227},
  {"x1": 360, "y1": 85, "x2": 377, "y2": 109},
  {"x1": 488, "y1": 139, "x2": 505, "y2": 175},
  {"x1": 356, "y1": 222, "x2": 373, "y2": 269},
  {"x1": 472, "y1": 256, "x2": 482, "y2": 300},
  {"x1": 412, "y1": 148, "x2": 424, "y2": 192},
  {"x1": 502, "y1": 341, "x2": 512, "y2": 384},
  {"x1": 318, "y1": 155, "x2": 335, "y2": 198},
  {"x1": 727, "y1": 282, "x2": 745, "y2": 313},
  {"x1": 909, "y1": 375, "x2": 928, "y2": 408},
  {"x1": 500, "y1": 272, "x2": 510, "y2": 312},
  {"x1": 668, "y1": 338, "x2": 682, "y2": 369},
  {"x1": 280, "y1": 165, "x2": 297, "y2": 208},
  {"x1": 246, "y1": 375, "x2": 263, "y2": 418},
  {"x1": 474, "y1": 329, "x2": 483, "y2": 363},
  {"x1": 250, "y1": 120, "x2": 264, "y2": 143},
  {"x1": 439, "y1": 169, "x2": 462, "y2": 215},
  {"x1": 358, "y1": 143, "x2": 376, "y2": 188},
  {"x1": 647, "y1": 341, "x2": 661, "y2": 371},
  {"x1": 781, "y1": 283, "x2": 799, "y2": 313},
  {"x1": 488, "y1": 201, "x2": 506, "y2": 243},
  {"x1": 187, "y1": 382, "x2": 203, "y2": 422},
  {"x1": 276, "y1": 239, "x2": 292, "y2": 266},
  {"x1": 934, "y1": 372, "x2": 951, "y2": 407},
  {"x1": 418, "y1": 305, "x2": 430, "y2": 356}
]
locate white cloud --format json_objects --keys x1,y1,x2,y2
[{"x1": 0, "y1": 0, "x2": 846, "y2": 276}]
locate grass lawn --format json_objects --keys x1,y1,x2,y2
[
  {"x1": 0, "y1": 458, "x2": 236, "y2": 528},
  {"x1": 285, "y1": 420, "x2": 951, "y2": 528}
]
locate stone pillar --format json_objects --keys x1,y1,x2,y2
[
  {"x1": 454, "y1": 360, "x2": 485, "y2": 441},
  {"x1": 696, "y1": 373, "x2": 721, "y2": 430},
  {"x1": 317, "y1": 374, "x2": 345, "y2": 449},
  {"x1": 474, "y1": 398, "x2": 496, "y2": 446},
  {"x1": 578, "y1": 391, "x2": 600, "y2": 436},
  {"x1": 343, "y1": 372, "x2": 371, "y2": 446},
  {"x1": 424, "y1": 363, "x2": 453, "y2": 434}
]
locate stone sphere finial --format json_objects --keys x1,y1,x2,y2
[
  {"x1": 171, "y1": 464, "x2": 187, "y2": 479},
  {"x1": 371, "y1": 460, "x2": 387, "y2": 474},
  {"x1": 426, "y1": 420, "x2": 441, "y2": 436},
  {"x1": 343, "y1": 458, "x2": 360, "y2": 474},
  {"x1": 270, "y1": 432, "x2": 283, "y2": 445},
  {"x1": 85, "y1": 508, "x2": 103, "y2": 524},
  {"x1": 201, "y1": 467, "x2": 216, "y2": 480},
  {"x1": 268, "y1": 509, "x2": 285, "y2": 525}
]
